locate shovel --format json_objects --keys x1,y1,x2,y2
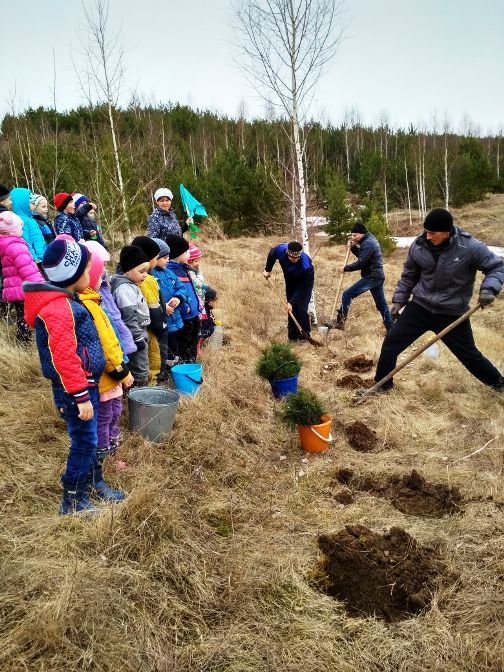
[
  {"x1": 352, "y1": 303, "x2": 482, "y2": 405},
  {"x1": 266, "y1": 277, "x2": 323, "y2": 348},
  {"x1": 323, "y1": 245, "x2": 351, "y2": 344}
]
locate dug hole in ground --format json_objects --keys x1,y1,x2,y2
[{"x1": 0, "y1": 228, "x2": 503, "y2": 671}]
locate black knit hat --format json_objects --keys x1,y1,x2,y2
[
  {"x1": 131, "y1": 235, "x2": 160, "y2": 261},
  {"x1": 423, "y1": 208, "x2": 453, "y2": 232},
  {"x1": 205, "y1": 286, "x2": 217, "y2": 303},
  {"x1": 0, "y1": 184, "x2": 10, "y2": 202},
  {"x1": 165, "y1": 234, "x2": 190, "y2": 260},
  {"x1": 287, "y1": 241, "x2": 303, "y2": 256},
  {"x1": 351, "y1": 220, "x2": 367, "y2": 234},
  {"x1": 120, "y1": 245, "x2": 150, "y2": 273}
]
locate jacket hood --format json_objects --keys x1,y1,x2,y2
[
  {"x1": 10, "y1": 187, "x2": 33, "y2": 219},
  {"x1": 23, "y1": 282, "x2": 73, "y2": 327},
  {"x1": 110, "y1": 273, "x2": 136, "y2": 292}
]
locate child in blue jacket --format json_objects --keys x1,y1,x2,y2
[
  {"x1": 151, "y1": 238, "x2": 188, "y2": 367},
  {"x1": 165, "y1": 234, "x2": 200, "y2": 362}
]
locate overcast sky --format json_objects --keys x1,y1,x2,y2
[{"x1": 3, "y1": 0, "x2": 503, "y2": 133}]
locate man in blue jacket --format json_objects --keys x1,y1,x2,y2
[
  {"x1": 374, "y1": 208, "x2": 504, "y2": 392},
  {"x1": 325, "y1": 221, "x2": 393, "y2": 331},
  {"x1": 263, "y1": 241, "x2": 314, "y2": 342}
]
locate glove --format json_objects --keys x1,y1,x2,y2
[
  {"x1": 134, "y1": 338, "x2": 146, "y2": 352},
  {"x1": 391, "y1": 303, "x2": 404, "y2": 320},
  {"x1": 479, "y1": 290, "x2": 495, "y2": 308}
]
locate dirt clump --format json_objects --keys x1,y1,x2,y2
[
  {"x1": 344, "y1": 355, "x2": 374, "y2": 372},
  {"x1": 317, "y1": 524, "x2": 449, "y2": 621},
  {"x1": 345, "y1": 421, "x2": 378, "y2": 452},
  {"x1": 333, "y1": 488, "x2": 354, "y2": 505},
  {"x1": 336, "y1": 374, "x2": 373, "y2": 389},
  {"x1": 335, "y1": 469, "x2": 463, "y2": 518}
]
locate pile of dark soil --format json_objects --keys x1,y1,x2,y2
[
  {"x1": 344, "y1": 355, "x2": 374, "y2": 373},
  {"x1": 334, "y1": 469, "x2": 463, "y2": 517},
  {"x1": 317, "y1": 524, "x2": 450, "y2": 621},
  {"x1": 333, "y1": 488, "x2": 354, "y2": 505},
  {"x1": 345, "y1": 421, "x2": 378, "y2": 452},
  {"x1": 336, "y1": 374, "x2": 373, "y2": 389}
]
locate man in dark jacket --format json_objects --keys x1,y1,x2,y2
[
  {"x1": 263, "y1": 241, "x2": 314, "y2": 342},
  {"x1": 374, "y1": 208, "x2": 504, "y2": 392},
  {"x1": 325, "y1": 221, "x2": 393, "y2": 330}
]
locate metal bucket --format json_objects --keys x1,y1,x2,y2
[{"x1": 128, "y1": 387, "x2": 180, "y2": 443}]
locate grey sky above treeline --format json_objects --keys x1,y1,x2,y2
[{"x1": 3, "y1": 0, "x2": 503, "y2": 134}]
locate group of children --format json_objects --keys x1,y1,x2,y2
[{"x1": 0, "y1": 183, "x2": 219, "y2": 515}]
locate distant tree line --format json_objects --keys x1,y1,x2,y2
[{"x1": 1, "y1": 104, "x2": 502, "y2": 241}]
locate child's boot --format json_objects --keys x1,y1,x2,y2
[
  {"x1": 59, "y1": 483, "x2": 103, "y2": 515},
  {"x1": 91, "y1": 465, "x2": 126, "y2": 502}
]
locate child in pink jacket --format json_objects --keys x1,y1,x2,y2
[{"x1": 0, "y1": 211, "x2": 44, "y2": 342}]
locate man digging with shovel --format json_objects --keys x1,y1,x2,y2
[
  {"x1": 372, "y1": 208, "x2": 504, "y2": 395},
  {"x1": 263, "y1": 241, "x2": 315, "y2": 344},
  {"x1": 324, "y1": 221, "x2": 394, "y2": 332}
]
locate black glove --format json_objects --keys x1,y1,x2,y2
[
  {"x1": 149, "y1": 306, "x2": 167, "y2": 337},
  {"x1": 479, "y1": 290, "x2": 495, "y2": 308},
  {"x1": 391, "y1": 303, "x2": 404, "y2": 320},
  {"x1": 134, "y1": 338, "x2": 146, "y2": 352}
]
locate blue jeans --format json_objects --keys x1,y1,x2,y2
[
  {"x1": 57, "y1": 386, "x2": 100, "y2": 488},
  {"x1": 341, "y1": 276, "x2": 393, "y2": 326}
]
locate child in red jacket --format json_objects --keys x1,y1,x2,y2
[{"x1": 23, "y1": 238, "x2": 124, "y2": 515}]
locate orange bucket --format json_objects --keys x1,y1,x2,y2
[{"x1": 297, "y1": 414, "x2": 333, "y2": 453}]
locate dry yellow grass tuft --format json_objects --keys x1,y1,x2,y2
[{"x1": 0, "y1": 233, "x2": 503, "y2": 671}]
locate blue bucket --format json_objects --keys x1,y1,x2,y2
[
  {"x1": 270, "y1": 375, "x2": 298, "y2": 399},
  {"x1": 171, "y1": 363, "x2": 203, "y2": 396}
]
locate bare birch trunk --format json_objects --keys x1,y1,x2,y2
[
  {"x1": 444, "y1": 137, "x2": 450, "y2": 210},
  {"x1": 404, "y1": 156, "x2": 412, "y2": 228},
  {"x1": 108, "y1": 102, "x2": 130, "y2": 240}
]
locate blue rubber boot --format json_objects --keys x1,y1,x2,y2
[
  {"x1": 91, "y1": 466, "x2": 126, "y2": 502},
  {"x1": 59, "y1": 484, "x2": 103, "y2": 515}
]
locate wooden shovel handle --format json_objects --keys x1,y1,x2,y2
[
  {"x1": 354, "y1": 303, "x2": 482, "y2": 404},
  {"x1": 266, "y1": 276, "x2": 303, "y2": 331},
  {"x1": 328, "y1": 245, "x2": 352, "y2": 322}
]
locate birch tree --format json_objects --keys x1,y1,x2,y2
[
  {"x1": 79, "y1": 0, "x2": 130, "y2": 239},
  {"x1": 234, "y1": 0, "x2": 344, "y2": 323}
]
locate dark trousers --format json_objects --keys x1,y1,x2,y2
[
  {"x1": 12, "y1": 301, "x2": 31, "y2": 342},
  {"x1": 341, "y1": 277, "x2": 393, "y2": 326},
  {"x1": 58, "y1": 386, "x2": 100, "y2": 488},
  {"x1": 177, "y1": 316, "x2": 201, "y2": 362},
  {"x1": 287, "y1": 288, "x2": 311, "y2": 341},
  {"x1": 375, "y1": 301, "x2": 503, "y2": 388}
]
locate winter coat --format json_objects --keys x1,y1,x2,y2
[
  {"x1": 188, "y1": 268, "x2": 207, "y2": 319},
  {"x1": 344, "y1": 233, "x2": 385, "y2": 281},
  {"x1": 110, "y1": 273, "x2": 150, "y2": 346},
  {"x1": 99, "y1": 276, "x2": 137, "y2": 355},
  {"x1": 0, "y1": 234, "x2": 44, "y2": 302},
  {"x1": 147, "y1": 207, "x2": 183, "y2": 239},
  {"x1": 76, "y1": 205, "x2": 106, "y2": 246},
  {"x1": 152, "y1": 266, "x2": 187, "y2": 332},
  {"x1": 23, "y1": 282, "x2": 106, "y2": 401},
  {"x1": 265, "y1": 243, "x2": 314, "y2": 301},
  {"x1": 54, "y1": 203, "x2": 91, "y2": 241},
  {"x1": 393, "y1": 226, "x2": 504, "y2": 315},
  {"x1": 78, "y1": 288, "x2": 129, "y2": 394},
  {"x1": 201, "y1": 304, "x2": 216, "y2": 340},
  {"x1": 33, "y1": 213, "x2": 56, "y2": 244},
  {"x1": 139, "y1": 273, "x2": 166, "y2": 338},
  {"x1": 167, "y1": 260, "x2": 200, "y2": 319},
  {"x1": 10, "y1": 187, "x2": 46, "y2": 262}
]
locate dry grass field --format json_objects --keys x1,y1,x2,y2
[
  {"x1": 388, "y1": 193, "x2": 504, "y2": 245},
  {"x1": 0, "y1": 227, "x2": 503, "y2": 671}
]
